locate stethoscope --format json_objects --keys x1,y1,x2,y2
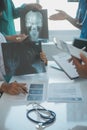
[{"x1": 26, "y1": 102, "x2": 56, "y2": 129}]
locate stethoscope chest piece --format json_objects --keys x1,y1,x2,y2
[{"x1": 36, "y1": 123, "x2": 45, "y2": 130}]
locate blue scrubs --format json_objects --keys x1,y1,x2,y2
[{"x1": 76, "y1": 0, "x2": 87, "y2": 39}]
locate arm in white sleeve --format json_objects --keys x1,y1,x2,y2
[{"x1": 0, "y1": 81, "x2": 5, "y2": 92}]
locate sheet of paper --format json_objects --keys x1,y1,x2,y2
[
  {"x1": 27, "y1": 83, "x2": 46, "y2": 102},
  {"x1": 53, "y1": 52, "x2": 79, "y2": 79},
  {"x1": 47, "y1": 83, "x2": 83, "y2": 102}
]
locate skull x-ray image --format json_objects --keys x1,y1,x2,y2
[
  {"x1": 20, "y1": 9, "x2": 48, "y2": 42},
  {"x1": 1, "y1": 41, "x2": 46, "y2": 76},
  {"x1": 25, "y1": 11, "x2": 43, "y2": 42}
]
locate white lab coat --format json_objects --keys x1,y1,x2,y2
[{"x1": 0, "y1": 33, "x2": 7, "y2": 86}]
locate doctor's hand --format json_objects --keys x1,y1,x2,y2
[
  {"x1": 49, "y1": 9, "x2": 68, "y2": 20},
  {"x1": 1, "y1": 81, "x2": 28, "y2": 95},
  {"x1": 5, "y1": 34, "x2": 28, "y2": 43},
  {"x1": 72, "y1": 53, "x2": 87, "y2": 78},
  {"x1": 40, "y1": 52, "x2": 48, "y2": 65},
  {"x1": 24, "y1": 3, "x2": 42, "y2": 10}
]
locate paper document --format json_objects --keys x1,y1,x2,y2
[
  {"x1": 53, "y1": 52, "x2": 79, "y2": 79},
  {"x1": 47, "y1": 83, "x2": 83, "y2": 102},
  {"x1": 27, "y1": 83, "x2": 46, "y2": 102},
  {"x1": 53, "y1": 39, "x2": 87, "y2": 79},
  {"x1": 2, "y1": 82, "x2": 83, "y2": 103}
]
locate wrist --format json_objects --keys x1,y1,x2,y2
[
  {"x1": 0, "y1": 82, "x2": 8, "y2": 93},
  {"x1": 5, "y1": 36, "x2": 12, "y2": 41},
  {"x1": 65, "y1": 14, "x2": 70, "y2": 20}
]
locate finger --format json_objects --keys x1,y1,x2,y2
[
  {"x1": 73, "y1": 58, "x2": 81, "y2": 68},
  {"x1": 11, "y1": 86, "x2": 25, "y2": 94},
  {"x1": 7, "y1": 88, "x2": 20, "y2": 95},
  {"x1": 35, "y1": 4, "x2": 42, "y2": 9},
  {"x1": 68, "y1": 57, "x2": 72, "y2": 62},
  {"x1": 32, "y1": 4, "x2": 42, "y2": 10},
  {"x1": 12, "y1": 81, "x2": 26, "y2": 86},
  {"x1": 80, "y1": 53, "x2": 87, "y2": 64},
  {"x1": 9, "y1": 82, "x2": 23, "y2": 90},
  {"x1": 18, "y1": 83, "x2": 28, "y2": 93},
  {"x1": 17, "y1": 83, "x2": 27, "y2": 87},
  {"x1": 19, "y1": 87, "x2": 28, "y2": 94},
  {"x1": 55, "y1": 9, "x2": 61, "y2": 12}
]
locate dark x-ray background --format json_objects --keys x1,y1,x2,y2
[
  {"x1": 1, "y1": 40, "x2": 46, "y2": 76},
  {"x1": 20, "y1": 9, "x2": 48, "y2": 42}
]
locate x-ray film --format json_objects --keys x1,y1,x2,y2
[
  {"x1": 20, "y1": 9, "x2": 48, "y2": 42},
  {"x1": 1, "y1": 41, "x2": 46, "y2": 76}
]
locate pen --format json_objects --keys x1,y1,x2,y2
[
  {"x1": 23, "y1": 88, "x2": 28, "y2": 93},
  {"x1": 50, "y1": 65, "x2": 63, "y2": 71}
]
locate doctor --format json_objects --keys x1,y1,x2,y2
[
  {"x1": 49, "y1": 0, "x2": 87, "y2": 39},
  {"x1": 0, "y1": 0, "x2": 27, "y2": 95},
  {"x1": 0, "y1": 1, "x2": 47, "y2": 95}
]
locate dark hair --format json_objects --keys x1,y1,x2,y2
[{"x1": 0, "y1": 0, "x2": 6, "y2": 12}]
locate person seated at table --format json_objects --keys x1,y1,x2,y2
[
  {"x1": 0, "y1": 0, "x2": 47, "y2": 95},
  {"x1": 49, "y1": 0, "x2": 87, "y2": 39},
  {"x1": 0, "y1": 33, "x2": 47, "y2": 95},
  {"x1": 72, "y1": 53, "x2": 87, "y2": 78},
  {"x1": 0, "y1": 32, "x2": 27, "y2": 94},
  {"x1": 0, "y1": 0, "x2": 27, "y2": 95},
  {"x1": 0, "y1": 2, "x2": 47, "y2": 64}
]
